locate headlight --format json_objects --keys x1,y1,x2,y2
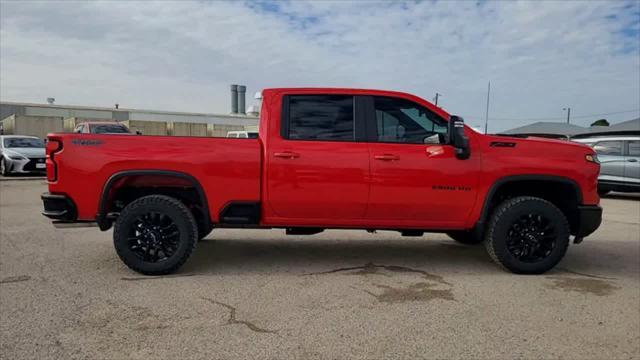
[
  {"x1": 585, "y1": 153, "x2": 599, "y2": 164},
  {"x1": 4, "y1": 151, "x2": 26, "y2": 160}
]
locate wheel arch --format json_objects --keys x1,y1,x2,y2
[
  {"x1": 477, "y1": 175, "x2": 583, "y2": 235},
  {"x1": 97, "y1": 170, "x2": 211, "y2": 232}
]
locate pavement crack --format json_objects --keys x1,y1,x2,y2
[
  {"x1": 120, "y1": 274, "x2": 197, "y2": 281},
  {"x1": 556, "y1": 268, "x2": 616, "y2": 280},
  {"x1": 0, "y1": 275, "x2": 31, "y2": 284},
  {"x1": 304, "y1": 262, "x2": 451, "y2": 286},
  {"x1": 201, "y1": 297, "x2": 277, "y2": 334}
]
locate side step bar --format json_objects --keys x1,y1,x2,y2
[{"x1": 52, "y1": 221, "x2": 98, "y2": 229}]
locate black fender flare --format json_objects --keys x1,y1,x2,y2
[
  {"x1": 96, "y1": 170, "x2": 211, "y2": 231},
  {"x1": 475, "y1": 174, "x2": 582, "y2": 228}
]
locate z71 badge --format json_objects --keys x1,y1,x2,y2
[{"x1": 71, "y1": 138, "x2": 103, "y2": 146}]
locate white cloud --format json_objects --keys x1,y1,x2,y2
[{"x1": 1, "y1": 0, "x2": 638, "y2": 131}]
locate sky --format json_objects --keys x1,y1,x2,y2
[{"x1": 1, "y1": 0, "x2": 639, "y2": 132}]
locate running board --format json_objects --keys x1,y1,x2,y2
[{"x1": 52, "y1": 221, "x2": 98, "y2": 229}]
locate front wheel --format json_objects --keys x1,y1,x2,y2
[
  {"x1": 484, "y1": 196, "x2": 570, "y2": 274},
  {"x1": 113, "y1": 195, "x2": 198, "y2": 275}
]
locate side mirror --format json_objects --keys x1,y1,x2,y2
[{"x1": 447, "y1": 115, "x2": 470, "y2": 160}]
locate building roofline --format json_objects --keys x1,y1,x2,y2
[{"x1": 0, "y1": 100, "x2": 258, "y2": 119}]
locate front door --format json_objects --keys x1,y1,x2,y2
[
  {"x1": 365, "y1": 96, "x2": 480, "y2": 227},
  {"x1": 266, "y1": 94, "x2": 370, "y2": 221},
  {"x1": 624, "y1": 140, "x2": 640, "y2": 183}
]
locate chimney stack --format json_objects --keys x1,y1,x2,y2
[
  {"x1": 230, "y1": 84, "x2": 238, "y2": 114},
  {"x1": 237, "y1": 85, "x2": 246, "y2": 114}
]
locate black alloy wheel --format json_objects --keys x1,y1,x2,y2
[
  {"x1": 505, "y1": 213, "x2": 556, "y2": 263},
  {"x1": 114, "y1": 195, "x2": 197, "y2": 275},
  {"x1": 484, "y1": 196, "x2": 570, "y2": 274},
  {"x1": 128, "y1": 211, "x2": 180, "y2": 263}
]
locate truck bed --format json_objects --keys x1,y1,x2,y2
[{"x1": 46, "y1": 134, "x2": 262, "y2": 222}]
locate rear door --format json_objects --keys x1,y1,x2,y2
[
  {"x1": 265, "y1": 94, "x2": 370, "y2": 221},
  {"x1": 624, "y1": 140, "x2": 640, "y2": 183},
  {"x1": 364, "y1": 95, "x2": 480, "y2": 227}
]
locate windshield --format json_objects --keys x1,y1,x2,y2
[
  {"x1": 91, "y1": 124, "x2": 129, "y2": 134},
  {"x1": 3, "y1": 137, "x2": 45, "y2": 148}
]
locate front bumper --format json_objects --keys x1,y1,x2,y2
[
  {"x1": 5, "y1": 157, "x2": 46, "y2": 173},
  {"x1": 41, "y1": 193, "x2": 77, "y2": 221},
  {"x1": 574, "y1": 205, "x2": 602, "y2": 238}
]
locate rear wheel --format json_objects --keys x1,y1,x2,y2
[
  {"x1": 113, "y1": 195, "x2": 197, "y2": 275},
  {"x1": 484, "y1": 196, "x2": 570, "y2": 274},
  {"x1": 447, "y1": 231, "x2": 483, "y2": 244}
]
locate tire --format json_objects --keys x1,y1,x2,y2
[
  {"x1": 484, "y1": 196, "x2": 570, "y2": 274},
  {"x1": 0, "y1": 157, "x2": 9, "y2": 176},
  {"x1": 447, "y1": 231, "x2": 483, "y2": 245},
  {"x1": 113, "y1": 195, "x2": 198, "y2": 275}
]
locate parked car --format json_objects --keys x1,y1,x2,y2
[
  {"x1": 41, "y1": 88, "x2": 602, "y2": 275},
  {"x1": 226, "y1": 130, "x2": 258, "y2": 138},
  {"x1": 0, "y1": 135, "x2": 46, "y2": 176},
  {"x1": 74, "y1": 122, "x2": 132, "y2": 134},
  {"x1": 573, "y1": 136, "x2": 639, "y2": 195}
]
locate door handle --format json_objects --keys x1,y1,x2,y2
[
  {"x1": 274, "y1": 152, "x2": 300, "y2": 159},
  {"x1": 374, "y1": 154, "x2": 399, "y2": 161},
  {"x1": 628, "y1": 158, "x2": 638, "y2": 162}
]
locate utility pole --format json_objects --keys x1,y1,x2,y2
[
  {"x1": 434, "y1": 93, "x2": 442, "y2": 106},
  {"x1": 563, "y1": 107, "x2": 571, "y2": 124},
  {"x1": 484, "y1": 81, "x2": 491, "y2": 134}
]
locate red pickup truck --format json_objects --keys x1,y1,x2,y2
[{"x1": 42, "y1": 88, "x2": 602, "y2": 275}]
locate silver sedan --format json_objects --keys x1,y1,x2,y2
[{"x1": 0, "y1": 135, "x2": 46, "y2": 176}]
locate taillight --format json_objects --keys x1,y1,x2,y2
[{"x1": 46, "y1": 137, "x2": 63, "y2": 182}]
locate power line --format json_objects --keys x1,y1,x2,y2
[{"x1": 462, "y1": 108, "x2": 640, "y2": 122}]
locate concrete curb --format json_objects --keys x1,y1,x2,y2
[{"x1": 0, "y1": 176, "x2": 46, "y2": 182}]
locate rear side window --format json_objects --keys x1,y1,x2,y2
[
  {"x1": 593, "y1": 141, "x2": 623, "y2": 156},
  {"x1": 286, "y1": 95, "x2": 354, "y2": 141},
  {"x1": 628, "y1": 141, "x2": 640, "y2": 156}
]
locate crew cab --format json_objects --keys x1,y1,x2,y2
[{"x1": 42, "y1": 88, "x2": 602, "y2": 275}]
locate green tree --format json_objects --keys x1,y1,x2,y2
[{"x1": 590, "y1": 119, "x2": 609, "y2": 127}]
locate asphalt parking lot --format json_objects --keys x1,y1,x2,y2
[{"x1": 1, "y1": 179, "x2": 639, "y2": 359}]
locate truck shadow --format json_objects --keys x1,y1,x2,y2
[{"x1": 183, "y1": 237, "x2": 497, "y2": 275}]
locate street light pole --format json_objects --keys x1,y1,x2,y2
[
  {"x1": 484, "y1": 81, "x2": 491, "y2": 134},
  {"x1": 434, "y1": 93, "x2": 442, "y2": 106},
  {"x1": 563, "y1": 107, "x2": 571, "y2": 124}
]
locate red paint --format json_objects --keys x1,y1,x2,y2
[{"x1": 46, "y1": 88, "x2": 600, "y2": 231}]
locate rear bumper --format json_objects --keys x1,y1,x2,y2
[
  {"x1": 574, "y1": 205, "x2": 602, "y2": 238},
  {"x1": 41, "y1": 193, "x2": 77, "y2": 221}
]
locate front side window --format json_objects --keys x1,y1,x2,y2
[
  {"x1": 287, "y1": 95, "x2": 354, "y2": 141},
  {"x1": 593, "y1": 141, "x2": 623, "y2": 156},
  {"x1": 374, "y1": 96, "x2": 447, "y2": 144}
]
